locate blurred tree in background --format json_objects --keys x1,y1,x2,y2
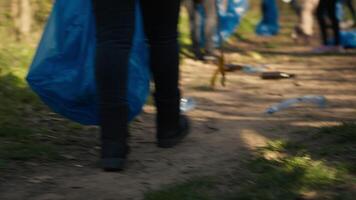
[{"x1": 0, "y1": 0, "x2": 52, "y2": 42}]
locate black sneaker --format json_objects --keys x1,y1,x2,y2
[
  {"x1": 157, "y1": 115, "x2": 191, "y2": 148},
  {"x1": 101, "y1": 140, "x2": 129, "y2": 172},
  {"x1": 102, "y1": 158, "x2": 126, "y2": 172}
]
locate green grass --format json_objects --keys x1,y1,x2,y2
[
  {"x1": 0, "y1": 40, "x2": 63, "y2": 167},
  {"x1": 311, "y1": 123, "x2": 356, "y2": 174},
  {"x1": 237, "y1": 124, "x2": 356, "y2": 199},
  {"x1": 0, "y1": 127, "x2": 36, "y2": 141},
  {"x1": 231, "y1": 0, "x2": 260, "y2": 44},
  {"x1": 0, "y1": 142, "x2": 60, "y2": 161},
  {"x1": 0, "y1": 126, "x2": 61, "y2": 162},
  {"x1": 0, "y1": 33, "x2": 99, "y2": 173},
  {"x1": 233, "y1": 157, "x2": 340, "y2": 200},
  {"x1": 1, "y1": 8, "x2": 68, "y2": 169},
  {"x1": 235, "y1": 8, "x2": 260, "y2": 36},
  {"x1": 144, "y1": 124, "x2": 356, "y2": 200},
  {"x1": 179, "y1": 7, "x2": 192, "y2": 49},
  {"x1": 178, "y1": 7, "x2": 195, "y2": 58}
]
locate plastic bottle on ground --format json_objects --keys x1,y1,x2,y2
[
  {"x1": 180, "y1": 98, "x2": 197, "y2": 112},
  {"x1": 266, "y1": 95, "x2": 327, "y2": 114},
  {"x1": 242, "y1": 65, "x2": 266, "y2": 73}
]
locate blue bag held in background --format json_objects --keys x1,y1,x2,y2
[
  {"x1": 256, "y1": 0, "x2": 280, "y2": 36},
  {"x1": 197, "y1": 0, "x2": 248, "y2": 45},
  {"x1": 216, "y1": 0, "x2": 249, "y2": 42},
  {"x1": 341, "y1": 30, "x2": 356, "y2": 48},
  {"x1": 336, "y1": 0, "x2": 356, "y2": 48},
  {"x1": 27, "y1": 0, "x2": 150, "y2": 125}
]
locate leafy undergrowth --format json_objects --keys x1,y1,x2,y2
[{"x1": 144, "y1": 123, "x2": 356, "y2": 200}]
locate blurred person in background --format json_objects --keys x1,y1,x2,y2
[
  {"x1": 291, "y1": 0, "x2": 320, "y2": 44},
  {"x1": 315, "y1": 0, "x2": 343, "y2": 52},
  {"x1": 185, "y1": 0, "x2": 218, "y2": 61}
]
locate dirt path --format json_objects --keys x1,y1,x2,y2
[{"x1": 1, "y1": 40, "x2": 356, "y2": 200}]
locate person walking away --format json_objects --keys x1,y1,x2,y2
[
  {"x1": 185, "y1": 0, "x2": 218, "y2": 60},
  {"x1": 292, "y1": 0, "x2": 319, "y2": 44},
  {"x1": 92, "y1": 0, "x2": 190, "y2": 172},
  {"x1": 315, "y1": 0, "x2": 343, "y2": 52}
]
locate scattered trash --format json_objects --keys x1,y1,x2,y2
[
  {"x1": 224, "y1": 64, "x2": 243, "y2": 72},
  {"x1": 180, "y1": 98, "x2": 197, "y2": 112},
  {"x1": 265, "y1": 95, "x2": 327, "y2": 114},
  {"x1": 243, "y1": 65, "x2": 267, "y2": 73},
  {"x1": 224, "y1": 64, "x2": 267, "y2": 73},
  {"x1": 261, "y1": 71, "x2": 295, "y2": 79}
]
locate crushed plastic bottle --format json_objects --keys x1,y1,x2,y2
[
  {"x1": 265, "y1": 95, "x2": 327, "y2": 114},
  {"x1": 180, "y1": 98, "x2": 197, "y2": 112},
  {"x1": 242, "y1": 65, "x2": 266, "y2": 73}
]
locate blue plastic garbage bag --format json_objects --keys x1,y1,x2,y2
[
  {"x1": 26, "y1": 0, "x2": 150, "y2": 125},
  {"x1": 335, "y1": 0, "x2": 356, "y2": 48},
  {"x1": 216, "y1": 0, "x2": 249, "y2": 42},
  {"x1": 256, "y1": 0, "x2": 280, "y2": 36},
  {"x1": 340, "y1": 30, "x2": 356, "y2": 48},
  {"x1": 197, "y1": 0, "x2": 248, "y2": 45}
]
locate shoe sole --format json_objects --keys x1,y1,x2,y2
[
  {"x1": 157, "y1": 118, "x2": 190, "y2": 148},
  {"x1": 102, "y1": 158, "x2": 126, "y2": 172}
]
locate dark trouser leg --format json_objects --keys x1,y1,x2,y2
[
  {"x1": 92, "y1": 0, "x2": 135, "y2": 159},
  {"x1": 317, "y1": 0, "x2": 328, "y2": 45},
  {"x1": 140, "y1": 0, "x2": 181, "y2": 138},
  {"x1": 202, "y1": 0, "x2": 217, "y2": 55},
  {"x1": 327, "y1": 0, "x2": 340, "y2": 45},
  {"x1": 185, "y1": 0, "x2": 203, "y2": 58}
]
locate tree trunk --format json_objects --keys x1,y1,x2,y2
[
  {"x1": 11, "y1": 0, "x2": 20, "y2": 40},
  {"x1": 19, "y1": 0, "x2": 32, "y2": 37},
  {"x1": 11, "y1": 0, "x2": 32, "y2": 41}
]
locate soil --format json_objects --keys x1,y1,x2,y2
[{"x1": 1, "y1": 36, "x2": 356, "y2": 200}]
